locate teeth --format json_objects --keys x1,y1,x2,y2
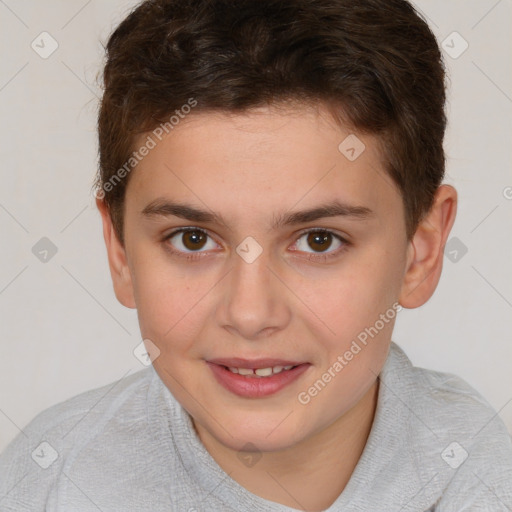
[
  {"x1": 227, "y1": 365, "x2": 296, "y2": 377},
  {"x1": 255, "y1": 367, "x2": 273, "y2": 377}
]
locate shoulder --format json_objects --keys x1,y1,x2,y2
[
  {"x1": 384, "y1": 342, "x2": 508, "y2": 435},
  {"x1": 10, "y1": 366, "x2": 153, "y2": 444},
  {"x1": 383, "y1": 342, "x2": 512, "y2": 509},
  {"x1": 0, "y1": 367, "x2": 153, "y2": 511}
]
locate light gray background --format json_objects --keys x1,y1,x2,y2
[{"x1": 1, "y1": 0, "x2": 511, "y2": 453}]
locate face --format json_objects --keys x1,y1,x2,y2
[{"x1": 119, "y1": 103, "x2": 410, "y2": 453}]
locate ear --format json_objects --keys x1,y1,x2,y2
[
  {"x1": 399, "y1": 184, "x2": 457, "y2": 308},
  {"x1": 96, "y1": 197, "x2": 136, "y2": 309}
]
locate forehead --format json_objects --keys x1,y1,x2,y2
[{"x1": 125, "y1": 103, "x2": 403, "y2": 227}]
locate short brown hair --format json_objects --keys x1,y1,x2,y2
[{"x1": 94, "y1": 0, "x2": 447, "y2": 244}]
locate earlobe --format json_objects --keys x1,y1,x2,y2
[
  {"x1": 399, "y1": 185, "x2": 457, "y2": 309},
  {"x1": 96, "y1": 198, "x2": 137, "y2": 309}
]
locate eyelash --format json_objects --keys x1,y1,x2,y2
[{"x1": 162, "y1": 227, "x2": 350, "y2": 262}]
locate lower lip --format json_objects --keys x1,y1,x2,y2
[{"x1": 206, "y1": 362, "x2": 311, "y2": 398}]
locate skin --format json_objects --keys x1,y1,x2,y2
[{"x1": 97, "y1": 102, "x2": 457, "y2": 511}]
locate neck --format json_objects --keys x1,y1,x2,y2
[{"x1": 193, "y1": 378, "x2": 379, "y2": 511}]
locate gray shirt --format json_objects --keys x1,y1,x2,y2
[{"x1": 1, "y1": 342, "x2": 512, "y2": 511}]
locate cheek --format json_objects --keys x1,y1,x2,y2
[
  {"x1": 307, "y1": 252, "x2": 401, "y2": 336},
  {"x1": 297, "y1": 266, "x2": 398, "y2": 416},
  {"x1": 130, "y1": 253, "x2": 208, "y2": 347}
]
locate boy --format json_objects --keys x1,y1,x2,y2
[{"x1": 1, "y1": 0, "x2": 511, "y2": 510}]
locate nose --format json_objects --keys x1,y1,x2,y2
[{"x1": 217, "y1": 245, "x2": 291, "y2": 341}]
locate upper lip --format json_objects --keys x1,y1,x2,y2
[{"x1": 207, "y1": 358, "x2": 307, "y2": 369}]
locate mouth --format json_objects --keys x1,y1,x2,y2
[{"x1": 206, "y1": 358, "x2": 311, "y2": 398}]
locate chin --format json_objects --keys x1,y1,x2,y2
[{"x1": 199, "y1": 412, "x2": 309, "y2": 453}]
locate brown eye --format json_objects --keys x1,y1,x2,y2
[
  {"x1": 181, "y1": 230, "x2": 207, "y2": 250},
  {"x1": 166, "y1": 228, "x2": 216, "y2": 253},
  {"x1": 306, "y1": 231, "x2": 334, "y2": 252},
  {"x1": 291, "y1": 229, "x2": 347, "y2": 260}
]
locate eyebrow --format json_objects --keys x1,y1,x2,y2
[{"x1": 141, "y1": 198, "x2": 374, "y2": 230}]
